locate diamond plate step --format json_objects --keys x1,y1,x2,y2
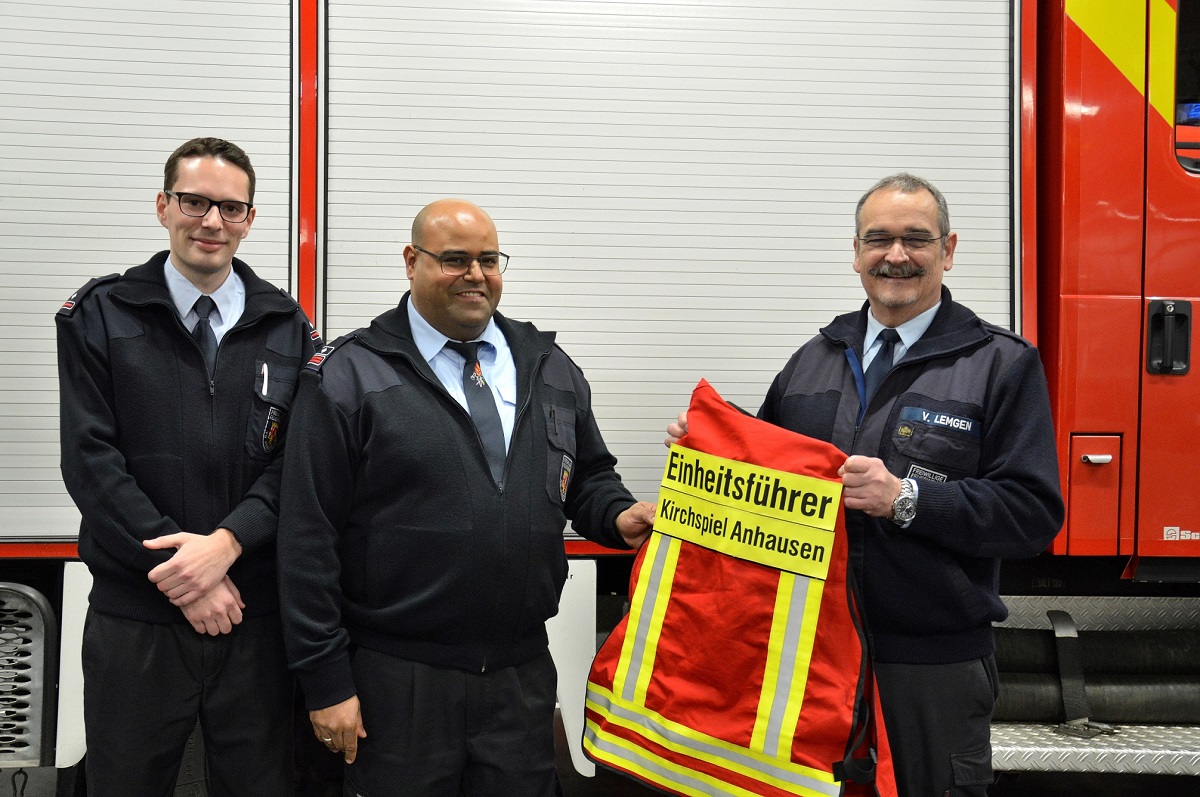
[
  {"x1": 993, "y1": 723, "x2": 1200, "y2": 774},
  {"x1": 993, "y1": 596, "x2": 1200, "y2": 774}
]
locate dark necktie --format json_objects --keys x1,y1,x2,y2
[
  {"x1": 444, "y1": 341, "x2": 507, "y2": 485},
  {"x1": 191, "y1": 295, "x2": 218, "y2": 378},
  {"x1": 863, "y1": 328, "x2": 901, "y2": 401}
]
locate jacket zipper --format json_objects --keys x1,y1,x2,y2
[
  {"x1": 390, "y1": 340, "x2": 555, "y2": 674},
  {"x1": 405, "y1": 347, "x2": 552, "y2": 495}
]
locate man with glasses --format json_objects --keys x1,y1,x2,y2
[
  {"x1": 277, "y1": 198, "x2": 655, "y2": 794},
  {"x1": 667, "y1": 174, "x2": 1063, "y2": 796},
  {"x1": 56, "y1": 137, "x2": 318, "y2": 795}
]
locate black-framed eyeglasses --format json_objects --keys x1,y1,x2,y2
[
  {"x1": 857, "y1": 233, "x2": 946, "y2": 251},
  {"x1": 412, "y1": 244, "x2": 508, "y2": 275},
  {"x1": 166, "y1": 191, "x2": 253, "y2": 223}
]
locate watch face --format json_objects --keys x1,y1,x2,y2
[{"x1": 892, "y1": 497, "x2": 917, "y2": 524}]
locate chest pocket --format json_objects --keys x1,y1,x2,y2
[
  {"x1": 245, "y1": 361, "x2": 299, "y2": 460},
  {"x1": 889, "y1": 411, "x2": 982, "y2": 482},
  {"x1": 543, "y1": 403, "x2": 577, "y2": 505}
]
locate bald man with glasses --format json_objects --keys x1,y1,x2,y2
[{"x1": 278, "y1": 198, "x2": 655, "y2": 795}]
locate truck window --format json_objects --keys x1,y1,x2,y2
[{"x1": 1178, "y1": 0, "x2": 1200, "y2": 171}]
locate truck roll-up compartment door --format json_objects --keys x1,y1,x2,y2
[
  {"x1": 0, "y1": 0, "x2": 295, "y2": 541},
  {"x1": 318, "y1": 0, "x2": 1020, "y2": 508}
]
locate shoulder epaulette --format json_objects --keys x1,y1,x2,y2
[
  {"x1": 57, "y1": 273, "x2": 119, "y2": 317},
  {"x1": 304, "y1": 332, "x2": 357, "y2": 374},
  {"x1": 269, "y1": 286, "x2": 325, "y2": 346},
  {"x1": 982, "y1": 321, "x2": 1034, "y2": 348}
]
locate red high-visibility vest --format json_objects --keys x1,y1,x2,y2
[{"x1": 585, "y1": 380, "x2": 896, "y2": 797}]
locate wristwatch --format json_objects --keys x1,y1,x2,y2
[{"x1": 889, "y1": 478, "x2": 917, "y2": 525}]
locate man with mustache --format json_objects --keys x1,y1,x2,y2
[
  {"x1": 56, "y1": 137, "x2": 318, "y2": 795},
  {"x1": 278, "y1": 198, "x2": 654, "y2": 795},
  {"x1": 668, "y1": 173, "x2": 1063, "y2": 796}
]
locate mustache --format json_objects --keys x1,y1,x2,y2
[{"x1": 869, "y1": 264, "x2": 926, "y2": 279}]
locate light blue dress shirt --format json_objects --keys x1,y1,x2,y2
[
  {"x1": 406, "y1": 300, "x2": 517, "y2": 450},
  {"x1": 862, "y1": 302, "x2": 941, "y2": 371},
  {"x1": 861, "y1": 302, "x2": 941, "y2": 514},
  {"x1": 164, "y1": 258, "x2": 246, "y2": 344}
]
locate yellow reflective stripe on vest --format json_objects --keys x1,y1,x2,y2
[
  {"x1": 584, "y1": 719, "x2": 771, "y2": 797},
  {"x1": 585, "y1": 683, "x2": 841, "y2": 797},
  {"x1": 615, "y1": 532, "x2": 680, "y2": 705},
  {"x1": 586, "y1": 382, "x2": 893, "y2": 796},
  {"x1": 753, "y1": 571, "x2": 825, "y2": 759}
]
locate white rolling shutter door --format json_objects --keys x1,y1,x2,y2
[
  {"x1": 0, "y1": 0, "x2": 293, "y2": 538},
  {"x1": 324, "y1": 0, "x2": 1015, "y2": 507}
]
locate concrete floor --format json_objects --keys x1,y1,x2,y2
[{"x1": 7, "y1": 720, "x2": 1199, "y2": 796}]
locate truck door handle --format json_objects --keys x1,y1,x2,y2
[
  {"x1": 1146, "y1": 299, "x2": 1191, "y2": 375},
  {"x1": 1080, "y1": 454, "x2": 1112, "y2": 464}
]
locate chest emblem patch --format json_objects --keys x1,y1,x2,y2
[
  {"x1": 560, "y1": 454, "x2": 574, "y2": 502},
  {"x1": 907, "y1": 464, "x2": 948, "y2": 483},
  {"x1": 262, "y1": 407, "x2": 284, "y2": 454}
]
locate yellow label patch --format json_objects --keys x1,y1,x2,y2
[{"x1": 655, "y1": 445, "x2": 841, "y2": 579}]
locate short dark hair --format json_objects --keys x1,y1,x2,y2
[
  {"x1": 855, "y1": 172, "x2": 950, "y2": 240},
  {"x1": 163, "y1": 137, "x2": 256, "y2": 203}
]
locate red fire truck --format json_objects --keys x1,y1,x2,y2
[{"x1": 0, "y1": 0, "x2": 1197, "y2": 787}]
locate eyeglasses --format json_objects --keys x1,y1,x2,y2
[
  {"x1": 857, "y1": 233, "x2": 946, "y2": 251},
  {"x1": 166, "y1": 191, "x2": 253, "y2": 223},
  {"x1": 412, "y1": 244, "x2": 509, "y2": 276}
]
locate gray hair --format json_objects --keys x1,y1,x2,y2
[{"x1": 855, "y1": 173, "x2": 950, "y2": 239}]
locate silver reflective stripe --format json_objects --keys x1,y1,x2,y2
[
  {"x1": 587, "y1": 686, "x2": 841, "y2": 796},
  {"x1": 584, "y1": 723, "x2": 730, "y2": 796},
  {"x1": 762, "y1": 573, "x2": 811, "y2": 756},
  {"x1": 620, "y1": 534, "x2": 673, "y2": 703}
]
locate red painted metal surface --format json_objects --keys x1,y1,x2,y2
[
  {"x1": 1066, "y1": 435, "x2": 1122, "y2": 555},
  {"x1": 297, "y1": 0, "x2": 319, "y2": 323},
  {"x1": 1038, "y1": 3, "x2": 1146, "y2": 556},
  {"x1": 1136, "y1": 3, "x2": 1200, "y2": 557},
  {"x1": 1020, "y1": 0, "x2": 1040, "y2": 345},
  {"x1": 0, "y1": 543, "x2": 79, "y2": 559},
  {"x1": 565, "y1": 540, "x2": 634, "y2": 557}
]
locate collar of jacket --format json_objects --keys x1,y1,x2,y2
[
  {"x1": 355, "y1": 291, "x2": 558, "y2": 375},
  {"x1": 108, "y1": 250, "x2": 301, "y2": 326},
  {"x1": 820, "y1": 286, "x2": 993, "y2": 364}
]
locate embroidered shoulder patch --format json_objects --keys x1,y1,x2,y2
[
  {"x1": 304, "y1": 333, "x2": 356, "y2": 373},
  {"x1": 57, "y1": 273, "x2": 119, "y2": 317},
  {"x1": 305, "y1": 344, "x2": 336, "y2": 372}
]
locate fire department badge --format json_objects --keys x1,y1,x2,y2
[
  {"x1": 559, "y1": 454, "x2": 574, "y2": 501},
  {"x1": 262, "y1": 407, "x2": 284, "y2": 454},
  {"x1": 470, "y1": 361, "x2": 487, "y2": 389}
]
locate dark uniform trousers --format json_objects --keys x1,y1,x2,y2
[
  {"x1": 343, "y1": 647, "x2": 559, "y2": 797},
  {"x1": 82, "y1": 608, "x2": 292, "y2": 797},
  {"x1": 874, "y1": 656, "x2": 1000, "y2": 797}
]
